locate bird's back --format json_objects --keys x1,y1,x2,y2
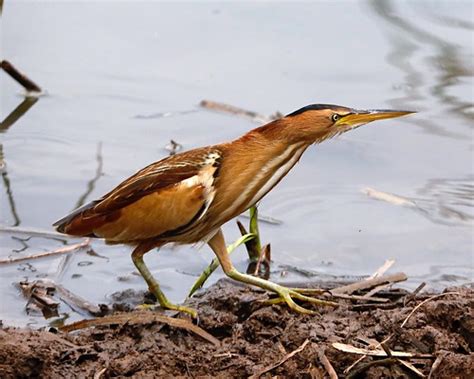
[{"x1": 53, "y1": 146, "x2": 223, "y2": 243}]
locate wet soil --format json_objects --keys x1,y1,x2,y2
[{"x1": 0, "y1": 280, "x2": 472, "y2": 378}]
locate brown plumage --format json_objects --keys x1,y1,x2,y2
[{"x1": 54, "y1": 104, "x2": 413, "y2": 317}]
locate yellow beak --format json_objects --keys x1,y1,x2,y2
[{"x1": 335, "y1": 109, "x2": 415, "y2": 127}]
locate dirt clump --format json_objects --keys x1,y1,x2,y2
[{"x1": 0, "y1": 280, "x2": 472, "y2": 378}]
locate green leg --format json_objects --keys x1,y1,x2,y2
[
  {"x1": 132, "y1": 244, "x2": 198, "y2": 318},
  {"x1": 207, "y1": 229, "x2": 337, "y2": 314}
]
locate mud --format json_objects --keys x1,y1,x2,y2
[{"x1": 0, "y1": 280, "x2": 472, "y2": 378}]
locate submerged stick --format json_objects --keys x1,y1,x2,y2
[
  {"x1": 362, "y1": 187, "x2": 416, "y2": 207},
  {"x1": 0, "y1": 239, "x2": 90, "y2": 265},
  {"x1": 1, "y1": 60, "x2": 42, "y2": 93},
  {"x1": 200, "y1": 100, "x2": 272, "y2": 124}
]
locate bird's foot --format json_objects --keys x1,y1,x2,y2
[
  {"x1": 136, "y1": 302, "x2": 198, "y2": 319},
  {"x1": 261, "y1": 285, "x2": 337, "y2": 314},
  {"x1": 226, "y1": 268, "x2": 337, "y2": 314}
]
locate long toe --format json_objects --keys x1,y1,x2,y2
[{"x1": 289, "y1": 291, "x2": 338, "y2": 308}]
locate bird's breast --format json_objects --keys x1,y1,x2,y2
[{"x1": 210, "y1": 141, "x2": 308, "y2": 224}]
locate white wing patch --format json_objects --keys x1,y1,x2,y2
[{"x1": 178, "y1": 150, "x2": 220, "y2": 224}]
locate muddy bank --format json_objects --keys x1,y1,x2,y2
[{"x1": 0, "y1": 280, "x2": 472, "y2": 378}]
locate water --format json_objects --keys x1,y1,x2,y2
[{"x1": 1, "y1": 1, "x2": 473, "y2": 327}]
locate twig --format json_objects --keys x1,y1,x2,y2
[
  {"x1": 330, "y1": 273, "x2": 407, "y2": 295},
  {"x1": 367, "y1": 259, "x2": 395, "y2": 280},
  {"x1": 397, "y1": 359, "x2": 426, "y2": 377},
  {"x1": 362, "y1": 283, "x2": 392, "y2": 298},
  {"x1": 249, "y1": 339, "x2": 310, "y2": 378},
  {"x1": 403, "y1": 282, "x2": 426, "y2": 306},
  {"x1": 200, "y1": 100, "x2": 272, "y2": 124},
  {"x1": 1, "y1": 60, "x2": 42, "y2": 93},
  {"x1": 319, "y1": 349, "x2": 338, "y2": 379},
  {"x1": 60, "y1": 311, "x2": 220, "y2": 346},
  {"x1": 400, "y1": 292, "x2": 460, "y2": 328},
  {"x1": 343, "y1": 337, "x2": 391, "y2": 374},
  {"x1": 0, "y1": 239, "x2": 90, "y2": 265},
  {"x1": 252, "y1": 244, "x2": 271, "y2": 279},
  {"x1": 1, "y1": 145, "x2": 21, "y2": 225},
  {"x1": 345, "y1": 291, "x2": 455, "y2": 375},
  {"x1": 362, "y1": 187, "x2": 416, "y2": 207},
  {"x1": 427, "y1": 354, "x2": 444, "y2": 379},
  {"x1": 247, "y1": 206, "x2": 261, "y2": 261},
  {"x1": 54, "y1": 280, "x2": 103, "y2": 316},
  {"x1": 332, "y1": 342, "x2": 432, "y2": 358},
  {"x1": 0, "y1": 225, "x2": 71, "y2": 239},
  {"x1": 237, "y1": 221, "x2": 259, "y2": 263},
  {"x1": 74, "y1": 142, "x2": 104, "y2": 208},
  {"x1": 346, "y1": 358, "x2": 397, "y2": 379},
  {"x1": 93, "y1": 367, "x2": 107, "y2": 379}
]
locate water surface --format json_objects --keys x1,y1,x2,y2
[{"x1": 1, "y1": 1, "x2": 473, "y2": 326}]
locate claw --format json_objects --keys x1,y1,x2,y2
[
  {"x1": 260, "y1": 287, "x2": 337, "y2": 314},
  {"x1": 226, "y1": 268, "x2": 338, "y2": 315}
]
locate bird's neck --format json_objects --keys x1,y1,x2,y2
[{"x1": 212, "y1": 123, "x2": 310, "y2": 222}]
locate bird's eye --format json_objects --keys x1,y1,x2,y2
[{"x1": 331, "y1": 114, "x2": 340, "y2": 122}]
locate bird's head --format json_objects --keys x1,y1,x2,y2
[{"x1": 282, "y1": 104, "x2": 415, "y2": 143}]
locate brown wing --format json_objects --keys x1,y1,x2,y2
[{"x1": 54, "y1": 147, "x2": 222, "y2": 242}]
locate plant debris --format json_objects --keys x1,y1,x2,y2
[{"x1": 0, "y1": 279, "x2": 472, "y2": 378}]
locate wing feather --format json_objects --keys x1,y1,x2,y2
[{"x1": 54, "y1": 147, "x2": 222, "y2": 241}]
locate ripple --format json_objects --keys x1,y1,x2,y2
[{"x1": 415, "y1": 176, "x2": 474, "y2": 226}]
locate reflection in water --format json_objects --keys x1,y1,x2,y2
[
  {"x1": 423, "y1": 7, "x2": 474, "y2": 32},
  {"x1": 369, "y1": 0, "x2": 473, "y2": 139},
  {"x1": 0, "y1": 97, "x2": 38, "y2": 133},
  {"x1": 1, "y1": 95, "x2": 39, "y2": 227},
  {"x1": 415, "y1": 176, "x2": 474, "y2": 226},
  {"x1": 74, "y1": 142, "x2": 104, "y2": 209},
  {"x1": 1, "y1": 144, "x2": 21, "y2": 226},
  {"x1": 412, "y1": 264, "x2": 473, "y2": 286}
]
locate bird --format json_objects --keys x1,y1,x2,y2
[{"x1": 54, "y1": 104, "x2": 413, "y2": 317}]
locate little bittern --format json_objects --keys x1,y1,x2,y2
[{"x1": 54, "y1": 104, "x2": 413, "y2": 317}]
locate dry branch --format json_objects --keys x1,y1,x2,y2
[
  {"x1": 60, "y1": 311, "x2": 220, "y2": 346},
  {"x1": 0, "y1": 239, "x2": 90, "y2": 265},
  {"x1": 319, "y1": 349, "x2": 338, "y2": 379},
  {"x1": 1, "y1": 60, "x2": 42, "y2": 93},
  {"x1": 200, "y1": 100, "x2": 272, "y2": 124},
  {"x1": 332, "y1": 343, "x2": 432, "y2": 359},
  {"x1": 0, "y1": 225, "x2": 71, "y2": 239},
  {"x1": 427, "y1": 354, "x2": 444, "y2": 379},
  {"x1": 330, "y1": 272, "x2": 407, "y2": 295},
  {"x1": 367, "y1": 259, "x2": 395, "y2": 280},
  {"x1": 249, "y1": 339, "x2": 310, "y2": 378},
  {"x1": 400, "y1": 291, "x2": 460, "y2": 328},
  {"x1": 362, "y1": 187, "x2": 416, "y2": 207}
]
